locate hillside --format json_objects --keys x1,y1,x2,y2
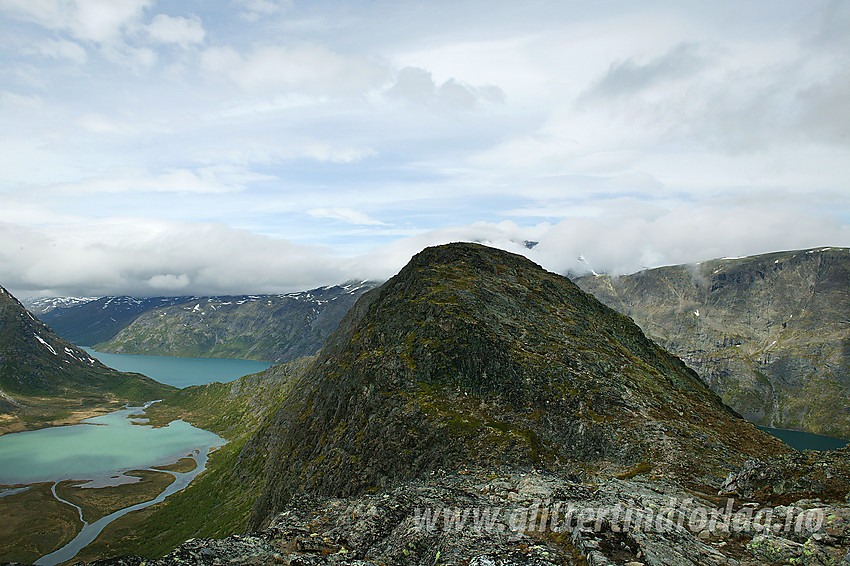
[
  {"x1": 242, "y1": 242, "x2": 787, "y2": 529},
  {"x1": 69, "y1": 357, "x2": 314, "y2": 561},
  {"x1": 574, "y1": 247, "x2": 850, "y2": 438},
  {"x1": 31, "y1": 296, "x2": 193, "y2": 346},
  {"x1": 0, "y1": 285, "x2": 174, "y2": 435},
  {"x1": 35, "y1": 283, "x2": 375, "y2": 362}
]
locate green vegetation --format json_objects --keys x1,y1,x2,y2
[
  {"x1": 152, "y1": 457, "x2": 197, "y2": 474},
  {"x1": 0, "y1": 483, "x2": 82, "y2": 564},
  {"x1": 54, "y1": 470, "x2": 176, "y2": 523},
  {"x1": 75, "y1": 358, "x2": 311, "y2": 559}
]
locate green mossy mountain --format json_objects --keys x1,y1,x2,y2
[
  {"x1": 574, "y1": 247, "x2": 850, "y2": 438},
  {"x1": 92, "y1": 284, "x2": 374, "y2": 362},
  {"x1": 245, "y1": 243, "x2": 788, "y2": 529},
  {"x1": 0, "y1": 284, "x2": 174, "y2": 434}
]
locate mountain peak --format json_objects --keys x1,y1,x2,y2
[
  {"x1": 246, "y1": 243, "x2": 788, "y2": 528},
  {"x1": 404, "y1": 241, "x2": 544, "y2": 273}
]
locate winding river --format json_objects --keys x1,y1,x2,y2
[
  {"x1": 0, "y1": 403, "x2": 226, "y2": 565},
  {"x1": 35, "y1": 447, "x2": 215, "y2": 566}
]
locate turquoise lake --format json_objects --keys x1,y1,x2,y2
[
  {"x1": 759, "y1": 426, "x2": 849, "y2": 452},
  {"x1": 83, "y1": 348, "x2": 272, "y2": 388},
  {"x1": 0, "y1": 404, "x2": 226, "y2": 486},
  {"x1": 0, "y1": 351, "x2": 269, "y2": 564}
]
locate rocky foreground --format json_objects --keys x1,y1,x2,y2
[{"x1": 76, "y1": 454, "x2": 850, "y2": 566}]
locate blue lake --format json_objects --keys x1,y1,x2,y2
[
  {"x1": 83, "y1": 348, "x2": 272, "y2": 388},
  {"x1": 759, "y1": 426, "x2": 849, "y2": 452}
]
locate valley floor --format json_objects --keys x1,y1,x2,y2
[{"x1": 0, "y1": 469, "x2": 175, "y2": 564}]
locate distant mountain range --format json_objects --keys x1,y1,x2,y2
[
  {"x1": 27, "y1": 296, "x2": 196, "y2": 346},
  {"x1": 25, "y1": 282, "x2": 375, "y2": 363},
  {"x1": 575, "y1": 247, "x2": 850, "y2": 438}
]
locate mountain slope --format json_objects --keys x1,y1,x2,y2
[
  {"x1": 94, "y1": 283, "x2": 374, "y2": 362},
  {"x1": 0, "y1": 284, "x2": 174, "y2": 434},
  {"x1": 71, "y1": 357, "x2": 314, "y2": 561},
  {"x1": 574, "y1": 247, "x2": 850, "y2": 437},
  {"x1": 33, "y1": 296, "x2": 193, "y2": 346},
  {"x1": 245, "y1": 243, "x2": 787, "y2": 529}
]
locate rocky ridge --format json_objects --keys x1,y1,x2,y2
[
  {"x1": 76, "y1": 466, "x2": 850, "y2": 566},
  {"x1": 244, "y1": 243, "x2": 787, "y2": 531}
]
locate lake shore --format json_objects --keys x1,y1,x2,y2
[{"x1": 0, "y1": 403, "x2": 226, "y2": 565}]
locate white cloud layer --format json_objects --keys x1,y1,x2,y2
[{"x1": 0, "y1": 0, "x2": 848, "y2": 297}]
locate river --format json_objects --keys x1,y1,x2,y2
[{"x1": 0, "y1": 403, "x2": 226, "y2": 565}]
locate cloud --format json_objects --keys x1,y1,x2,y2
[
  {"x1": 795, "y1": 69, "x2": 850, "y2": 146},
  {"x1": 35, "y1": 38, "x2": 88, "y2": 64},
  {"x1": 49, "y1": 168, "x2": 255, "y2": 195},
  {"x1": 200, "y1": 44, "x2": 388, "y2": 96},
  {"x1": 145, "y1": 14, "x2": 205, "y2": 47},
  {"x1": 235, "y1": 0, "x2": 292, "y2": 22},
  {"x1": 0, "y1": 0, "x2": 152, "y2": 43},
  {"x1": 353, "y1": 195, "x2": 850, "y2": 283},
  {"x1": 582, "y1": 42, "x2": 708, "y2": 100},
  {"x1": 385, "y1": 66, "x2": 506, "y2": 110},
  {"x1": 147, "y1": 273, "x2": 190, "y2": 290},
  {"x1": 0, "y1": 220, "x2": 347, "y2": 297},
  {"x1": 2, "y1": 191, "x2": 849, "y2": 299},
  {"x1": 308, "y1": 208, "x2": 390, "y2": 226}
]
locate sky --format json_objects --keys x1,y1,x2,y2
[{"x1": 1, "y1": 0, "x2": 849, "y2": 297}]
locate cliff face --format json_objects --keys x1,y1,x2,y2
[
  {"x1": 245, "y1": 243, "x2": 787, "y2": 529},
  {"x1": 575, "y1": 247, "x2": 850, "y2": 437}
]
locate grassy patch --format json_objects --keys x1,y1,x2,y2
[
  {"x1": 55, "y1": 470, "x2": 176, "y2": 523},
  {"x1": 152, "y1": 457, "x2": 197, "y2": 474},
  {"x1": 74, "y1": 436, "x2": 262, "y2": 560},
  {"x1": 0, "y1": 482, "x2": 82, "y2": 564}
]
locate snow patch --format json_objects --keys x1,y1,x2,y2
[{"x1": 34, "y1": 334, "x2": 58, "y2": 355}]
